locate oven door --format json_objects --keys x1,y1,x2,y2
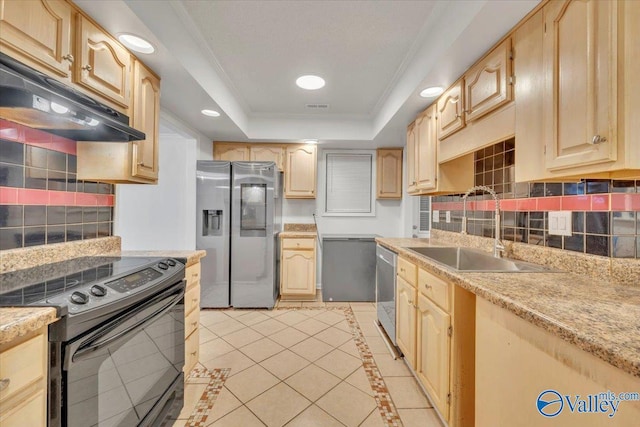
[{"x1": 63, "y1": 282, "x2": 185, "y2": 427}]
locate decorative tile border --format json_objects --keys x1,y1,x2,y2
[
  {"x1": 181, "y1": 367, "x2": 230, "y2": 427},
  {"x1": 343, "y1": 307, "x2": 403, "y2": 427}
]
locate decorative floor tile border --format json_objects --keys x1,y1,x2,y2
[
  {"x1": 182, "y1": 367, "x2": 230, "y2": 427},
  {"x1": 343, "y1": 307, "x2": 404, "y2": 427}
]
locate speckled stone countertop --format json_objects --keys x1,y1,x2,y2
[
  {"x1": 0, "y1": 307, "x2": 58, "y2": 345},
  {"x1": 376, "y1": 237, "x2": 640, "y2": 378},
  {"x1": 284, "y1": 223, "x2": 317, "y2": 232},
  {"x1": 280, "y1": 231, "x2": 318, "y2": 238},
  {"x1": 118, "y1": 250, "x2": 207, "y2": 268}
]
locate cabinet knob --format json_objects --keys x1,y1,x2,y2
[
  {"x1": 82, "y1": 65, "x2": 92, "y2": 71},
  {"x1": 191, "y1": 321, "x2": 198, "y2": 326},
  {"x1": 424, "y1": 284, "x2": 433, "y2": 290},
  {"x1": 0, "y1": 378, "x2": 10, "y2": 391},
  {"x1": 137, "y1": 161, "x2": 149, "y2": 167},
  {"x1": 63, "y1": 54, "x2": 74, "y2": 63},
  {"x1": 192, "y1": 298, "x2": 198, "y2": 303},
  {"x1": 591, "y1": 135, "x2": 607, "y2": 144},
  {"x1": 190, "y1": 351, "x2": 197, "y2": 356}
]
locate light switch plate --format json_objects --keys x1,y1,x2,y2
[
  {"x1": 446, "y1": 211, "x2": 451, "y2": 223},
  {"x1": 548, "y1": 211, "x2": 572, "y2": 236},
  {"x1": 432, "y1": 210, "x2": 440, "y2": 223}
]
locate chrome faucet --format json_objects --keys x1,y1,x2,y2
[{"x1": 461, "y1": 185, "x2": 505, "y2": 258}]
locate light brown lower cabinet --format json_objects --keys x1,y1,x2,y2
[
  {"x1": 184, "y1": 261, "x2": 201, "y2": 374},
  {"x1": 0, "y1": 326, "x2": 48, "y2": 427},
  {"x1": 396, "y1": 257, "x2": 475, "y2": 426},
  {"x1": 280, "y1": 235, "x2": 316, "y2": 300},
  {"x1": 476, "y1": 298, "x2": 640, "y2": 426}
]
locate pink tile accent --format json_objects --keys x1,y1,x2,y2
[
  {"x1": 591, "y1": 194, "x2": 610, "y2": 211},
  {"x1": 537, "y1": 196, "x2": 562, "y2": 211},
  {"x1": 76, "y1": 192, "x2": 98, "y2": 206},
  {"x1": 0, "y1": 187, "x2": 18, "y2": 204},
  {"x1": 48, "y1": 191, "x2": 76, "y2": 206},
  {"x1": 432, "y1": 202, "x2": 447, "y2": 210},
  {"x1": 561, "y1": 195, "x2": 591, "y2": 211},
  {"x1": 95, "y1": 194, "x2": 115, "y2": 207},
  {"x1": 0, "y1": 119, "x2": 24, "y2": 142},
  {"x1": 611, "y1": 193, "x2": 640, "y2": 211},
  {"x1": 17, "y1": 188, "x2": 49, "y2": 205},
  {"x1": 23, "y1": 127, "x2": 52, "y2": 145},
  {"x1": 516, "y1": 198, "x2": 537, "y2": 211},
  {"x1": 50, "y1": 135, "x2": 77, "y2": 155},
  {"x1": 500, "y1": 199, "x2": 517, "y2": 211}
]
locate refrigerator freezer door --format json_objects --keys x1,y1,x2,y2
[
  {"x1": 231, "y1": 162, "x2": 277, "y2": 308},
  {"x1": 196, "y1": 161, "x2": 231, "y2": 308}
]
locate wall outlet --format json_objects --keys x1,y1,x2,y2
[
  {"x1": 446, "y1": 211, "x2": 451, "y2": 223},
  {"x1": 432, "y1": 210, "x2": 440, "y2": 223},
  {"x1": 548, "y1": 211, "x2": 572, "y2": 236}
]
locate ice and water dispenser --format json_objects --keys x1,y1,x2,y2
[{"x1": 202, "y1": 210, "x2": 223, "y2": 236}]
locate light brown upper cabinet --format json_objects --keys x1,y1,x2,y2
[
  {"x1": 464, "y1": 38, "x2": 513, "y2": 123},
  {"x1": 213, "y1": 143, "x2": 250, "y2": 162},
  {"x1": 437, "y1": 79, "x2": 465, "y2": 140},
  {"x1": 415, "y1": 105, "x2": 437, "y2": 191},
  {"x1": 376, "y1": 148, "x2": 403, "y2": 199},
  {"x1": 75, "y1": 15, "x2": 131, "y2": 111},
  {"x1": 285, "y1": 145, "x2": 316, "y2": 198},
  {"x1": 250, "y1": 144, "x2": 285, "y2": 171},
  {"x1": 543, "y1": 0, "x2": 617, "y2": 171},
  {"x1": 131, "y1": 60, "x2": 160, "y2": 181},
  {"x1": 0, "y1": 0, "x2": 73, "y2": 80},
  {"x1": 406, "y1": 122, "x2": 418, "y2": 194}
]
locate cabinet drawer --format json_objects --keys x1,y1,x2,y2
[
  {"x1": 397, "y1": 257, "x2": 417, "y2": 286},
  {"x1": 185, "y1": 263, "x2": 201, "y2": 288},
  {"x1": 0, "y1": 389, "x2": 46, "y2": 427},
  {"x1": 418, "y1": 268, "x2": 451, "y2": 312},
  {"x1": 185, "y1": 284, "x2": 200, "y2": 315},
  {"x1": 184, "y1": 328, "x2": 199, "y2": 375},
  {"x1": 0, "y1": 334, "x2": 45, "y2": 402},
  {"x1": 185, "y1": 307, "x2": 199, "y2": 338},
  {"x1": 281, "y1": 238, "x2": 315, "y2": 250}
]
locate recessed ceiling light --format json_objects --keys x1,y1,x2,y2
[
  {"x1": 201, "y1": 109, "x2": 220, "y2": 117},
  {"x1": 420, "y1": 86, "x2": 444, "y2": 98},
  {"x1": 117, "y1": 33, "x2": 155, "y2": 54},
  {"x1": 296, "y1": 75, "x2": 325, "y2": 90},
  {"x1": 303, "y1": 139, "x2": 318, "y2": 144}
]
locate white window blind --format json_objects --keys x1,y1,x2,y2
[
  {"x1": 325, "y1": 153, "x2": 373, "y2": 214},
  {"x1": 419, "y1": 196, "x2": 431, "y2": 232}
]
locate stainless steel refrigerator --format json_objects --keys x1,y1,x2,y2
[{"x1": 196, "y1": 161, "x2": 282, "y2": 308}]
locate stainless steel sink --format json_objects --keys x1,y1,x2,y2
[{"x1": 407, "y1": 247, "x2": 557, "y2": 273}]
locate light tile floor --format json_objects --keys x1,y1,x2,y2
[{"x1": 171, "y1": 303, "x2": 443, "y2": 427}]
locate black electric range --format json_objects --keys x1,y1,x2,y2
[{"x1": 0, "y1": 256, "x2": 187, "y2": 427}]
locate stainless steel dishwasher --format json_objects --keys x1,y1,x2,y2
[
  {"x1": 376, "y1": 244, "x2": 397, "y2": 345},
  {"x1": 321, "y1": 235, "x2": 377, "y2": 302}
]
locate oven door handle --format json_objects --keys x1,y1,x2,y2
[{"x1": 72, "y1": 286, "x2": 185, "y2": 363}]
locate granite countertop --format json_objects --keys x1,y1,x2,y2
[
  {"x1": 280, "y1": 231, "x2": 318, "y2": 238},
  {"x1": 376, "y1": 237, "x2": 640, "y2": 378},
  {"x1": 0, "y1": 307, "x2": 58, "y2": 345},
  {"x1": 118, "y1": 250, "x2": 207, "y2": 268}
]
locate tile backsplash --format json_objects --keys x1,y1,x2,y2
[
  {"x1": 431, "y1": 139, "x2": 639, "y2": 259},
  {"x1": 0, "y1": 120, "x2": 114, "y2": 250}
]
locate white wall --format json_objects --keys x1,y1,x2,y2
[{"x1": 114, "y1": 134, "x2": 197, "y2": 250}]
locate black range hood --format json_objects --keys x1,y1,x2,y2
[{"x1": 0, "y1": 52, "x2": 145, "y2": 142}]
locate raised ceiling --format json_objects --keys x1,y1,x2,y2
[{"x1": 76, "y1": 0, "x2": 541, "y2": 146}]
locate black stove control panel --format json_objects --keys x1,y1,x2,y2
[{"x1": 106, "y1": 268, "x2": 163, "y2": 293}]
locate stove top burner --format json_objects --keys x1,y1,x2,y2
[{"x1": 0, "y1": 256, "x2": 179, "y2": 310}]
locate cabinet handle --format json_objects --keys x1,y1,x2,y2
[
  {"x1": 191, "y1": 321, "x2": 198, "y2": 327},
  {"x1": 63, "y1": 54, "x2": 74, "y2": 63},
  {"x1": 137, "y1": 161, "x2": 149, "y2": 167},
  {"x1": 400, "y1": 267, "x2": 405, "y2": 272},
  {"x1": 591, "y1": 135, "x2": 607, "y2": 144},
  {"x1": 0, "y1": 378, "x2": 9, "y2": 391},
  {"x1": 192, "y1": 298, "x2": 198, "y2": 303},
  {"x1": 424, "y1": 284, "x2": 433, "y2": 290},
  {"x1": 190, "y1": 351, "x2": 197, "y2": 356},
  {"x1": 82, "y1": 65, "x2": 92, "y2": 71}
]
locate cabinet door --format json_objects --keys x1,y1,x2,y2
[
  {"x1": 131, "y1": 61, "x2": 160, "y2": 181},
  {"x1": 543, "y1": 0, "x2": 617, "y2": 171},
  {"x1": 376, "y1": 148, "x2": 402, "y2": 199},
  {"x1": 0, "y1": 0, "x2": 72, "y2": 80},
  {"x1": 75, "y1": 15, "x2": 131, "y2": 109},
  {"x1": 396, "y1": 276, "x2": 417, "y2": 369},
  {"x1": 464, "y1": 38, "x2": 513, "y2": 122},
  {"x1": 285, "y1": 145, "x2": 316, "y2": 198},
  {"x1": 415, "y1": 105, "x2": 437, "y2": 191},
  {"x1": 250, "y1": 145, "x2": 285, "y2": 170},
  {"x1": 416, "y1": 293, "x2": 451, "y2": 422},
  {"x1": 406, "y1": 123, "x2": 418, "y2": 193},
  {"x1": 281, "y1": 249, "x2": 315, "y2": 295},
  {"x1": 214, "y1": 144, "x2": 249, "y2": 162},
  {"x1": 437, "y1": 80, "x2": 465, "y2": 140}
]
